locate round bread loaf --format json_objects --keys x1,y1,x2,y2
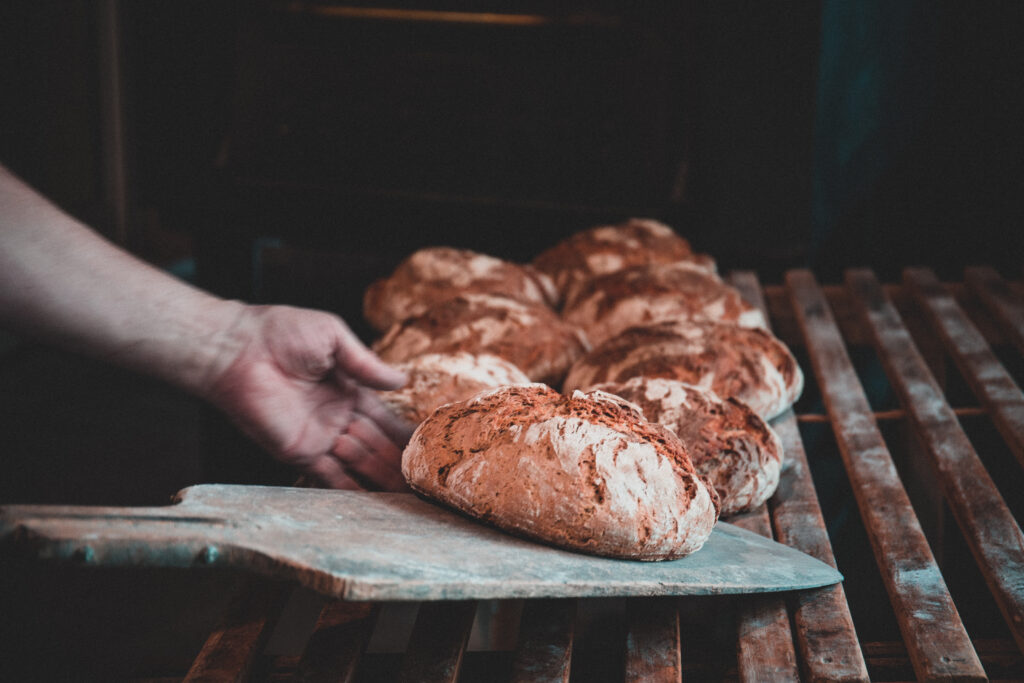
[
  {"x1": 364, "y1": 247, "x2": 558, "y2": 332},
  {"x1": 590, "y1": 377, "x2": 782, "y2": 516},
  {"x1": 372, "y1": 294, "x2": 590, "y2": 386},
  {"x1": 562, "y1": 262, "x2": 767, "y2": 346},
  {"x1": 532, "y1": 218, "x2": 716, "y2": 305},
  {"x1": 402, "y1": 384, "x2": 720, "y2": 560},
  {"x1": 377, "y1": 352, "x2": 531, "y2": 425},
  {"x1": 563, "y1": 320, "x2": 803, "y2": 421}
]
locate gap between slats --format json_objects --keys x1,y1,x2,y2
[
  {"x1": 846, "y1": 268, "x2": 1024, "y2": 655},
  {"x1": 787, "y1": 268, "x2": 986, "y2": 682},
  {"x1": 733, "y1": 270, "x2": 869, "y2": 682}
]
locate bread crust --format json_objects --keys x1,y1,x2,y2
[
  {"x1": 532, "y1": 219, "x2": 716, "y2": 305},
  {"x1": 591, "y1": 377, "x2": 782, "y2": 516},
  {"x1": 372, "y1": 294, "x2": 590, "y2": 386},
  {"x1": 364, "y1": 247, "x2": 558, "y2": 331},
  {"x1": 402, "y1": 384, "x2": 720, "y2": 560},
  {"x1": 378, "y1": 352, "x2": 531, "y2": 425},
  {"x1": 562, "y1": 262, "x2": 767, "y2": 346},
  {"x1": 563, "y1": 320, "x2": 803, "y2": 421}
]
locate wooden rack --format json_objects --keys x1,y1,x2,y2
[{"x1": 165, "y1": 266, "x2": 1024, "y2": 682}]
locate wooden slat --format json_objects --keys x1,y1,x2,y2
[
  {"x1": 848, "y1": 268, "x2": 1024, "y2": 654},
  {"x1": 184, "y1": 581, "x2": 291, "y2": 683},
  {"x1": 624, "y1": 599, "x2": 681, "y2": 683},
  {"x1": 734, "y1": 270, "x2": 868, "y2": 681},
  {"x1": 728, "y1": 272, "x2": 800, "y2": 682},
  {"x1": 966, "y1": 266, "x2": 1024, "y2": 357},
  {"x1": 786, "y1": 268, "x2": 986, "y2": 681},
  {"x1": 907, "y1": 268, "x2": 1024, "y2": 469},
  {"x1": 399, "y1": 601, "x2": 476, "y2": 683},
  {"x1": 730, "y1": 506, "x2": 798, "y2": 682},
  {"x1": 509, "y1": 599, "x2": 576, "y2": 683},
  {"x1": 292, "y1": 600, "x2": 378, "y2": 683}
]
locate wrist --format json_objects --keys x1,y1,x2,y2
[{"x1": 177, "y1": 297, "x2": 253, "y2": 401}]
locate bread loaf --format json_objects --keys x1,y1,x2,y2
[
  {"x1": 364, "y1": 247, "x2": 557, "y2": 332},
  {"x1": 563, "y1": 320, "x2": 803, "y2": 421},
  {"x1": 532, "y1": 219, "x2": 716, "y2": 305},
  {"x1": 377, "y1": 352, "x2": 531, "y2": 425},
  {"x1": 372, "y1": 294, "x2": 590, "y2": 386},
  {"x1": 590, "y1": 377, "x2": 782, "y2": 516},
  {"x1": 403, "y1": 384, "x2": 719, "y2": 560},
  {"x1": 562, "y1": 262, "x2": 767, "y2": 346}
]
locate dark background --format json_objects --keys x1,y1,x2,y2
[{"x1": 1, "y1": 2, "x2": 1023, "y2": 679}]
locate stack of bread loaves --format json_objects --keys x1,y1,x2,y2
[{"x1": 364, "y1": 219, "x2": 802, "y2": 560}]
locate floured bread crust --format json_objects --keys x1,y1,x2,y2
[
  {"x1": 372, "y1": 294, "x2": 590, "y2": 386},
  {"x1": 532, "y1": 219, "x2": 717, "y2": 305},
  {"x1": 591, "y1": 377, "x2": 782, "y2": 516},
  {"x1": 563, "y1": 320, "x2": 803, "y2": 421},
  {"x1": 364, "y1": 247, "x2": 558, "y2": 331},
  {"x1": 562, "y1": 262, "x2": 767, "y2": 346},
  {"x1": 377, "y1": 352, "x2": 531, "y2": 424},
  {"x1": 403, "y1": 384, "x2": 720, "y2": 560},
  {"x1": 532, "y1": 219, "x2": 716, "y2": 307}
]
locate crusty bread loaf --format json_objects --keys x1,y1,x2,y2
[
  {"x1": 364, "y1": 247, "x2": 558, "y2": 332},
  {"x1": 562, "y1": 262, "x2": 767, "y2": 346},
  {"x1": 402, "y1": 384, "x2": 720, "y2": 560},
  {"x1": 372, "y1": 294, "x2": 590, "y2": 386},
  {"x1": 532, "y1": 218, "x2": 716, "y2": 305},
  {"x1": 590, "y1": 377, "x2": 782, "y2": 516},
  {"x1": 377, "y1": 352, "x2": 531, "y2": 425},
  {"x1": 563, "y1": 320, "x2": 803, "y2": 421}
]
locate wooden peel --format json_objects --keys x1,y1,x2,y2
[{"x1": 0, "y1": 484, "x2": 841, "y2": 601}]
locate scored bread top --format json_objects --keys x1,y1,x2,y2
[
  {"x1": 590, "y1": 377, "x2": 783, "y2": 516},
  {"x1": 563, "y1": 320, "x2": 803, "y2": 421},
  {"x1": 561, "y1": 262, "x2": 767, "y2": 346},
  {"x1": 532, "y1": 219, "x2": 716, "y2": 305},
  {"x1": 364, "y1": 247, "x2": 558, "y2": 332},
  {"x1": 372, "y1": 293, "x2": 590, "y2": 386},
  {"x1": 377, "y1": 352, "x2": 531, "y2": 425},
  {"x1": 402, "y1": 384, "x2": 720, "y2": 560}
]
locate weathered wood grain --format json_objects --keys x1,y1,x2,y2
[
  {"x1": 399, "y1": 601, "x2": 476, "y2": 683},
  {"x1": 292, "y1": 600, "x2": 378, "y2": 683},
  {"x1": 966, "y1": 266, "x2": 1024, "y2": 357},
  {"x1": 509, "y1": 599, "x2": 575, "y2": 683},
  {"x1": 733, "y1": 270, "x2": 869, "y2": 682},
  {"x1": 625, "y1": 598, "x2": 681, "y2": 683},
  {"x1": 787, "y1": 268, "x2": 986, "y2": 681},
  {"x1": 906, "y1": 267, "x2": 1024, "y2": 470},
  {"x1": 848, "y1": 268, "x2": 1024, "y2": 655},
  {"x1": 184, "y1": 580, "x2": 290, "y2": 683},
  {"x1": 728, "y1": 271, "x2": 801, "y2": 682},
  {"x1": 0, "y1": 487, "x2": 841, "y2": 601}
]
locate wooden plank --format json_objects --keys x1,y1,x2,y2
[
  {"x1": 734, "y1": 271, "x2": 868, "y2": 681},
  {"x1": 399, "y1": 601, "x2": 476, "y2": 683},
  {"x1": 184, "y1": 580, "x2": 291, "y2": 683},
  {"x1": 624, "y1": 598, "x2": 681, "y2": 683},
  {"x1": 786, "y1": 268, "x2": 986, "y2": 681},
  {"x1": 509, "y1": 599, "x2": 575, "y2": 683},
  {"x1": 907, "y1": 268, "x2": 1024, "y2": 470},
  {"x1": 728, "y1": 272, "x2": 801, "y2": 682},
  {"x1": 292, "y1": 601, "x2": 379, "y2": 683},
  {"x1": 966, "y1": 266, "x2": 1024, "y2": 357},
  {"x1": 847, "y1": 268, "x2": 1024, "y2": 655}
]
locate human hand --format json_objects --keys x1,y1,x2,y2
[{"x1": 203, "y1": 304, "x2": 414, "y2": 490}]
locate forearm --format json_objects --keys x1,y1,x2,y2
[{"x1": 0, "y1": 164, "x2": 245, "y2": 396}]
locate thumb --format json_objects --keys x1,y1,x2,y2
[{"x1": 331, "y1": 318, "x2": 406, "y2": 390}]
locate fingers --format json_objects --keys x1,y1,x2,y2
[
  {"x1": 355, "y1": 388, "x2": 417, "y2": 447},
  {"x1": 330, "y1": 318, "x2": 407, "y2": 390},
  {"x1": 300, "y1": 455, "x2": 366, "y2": 491},
  {"x1": 332, "y1": 414, "x2": 409, "y2": 492}
]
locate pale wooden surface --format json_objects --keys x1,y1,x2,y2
[{"x1": 0, "y1": 484, "x2": 841, "y2": 601}]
